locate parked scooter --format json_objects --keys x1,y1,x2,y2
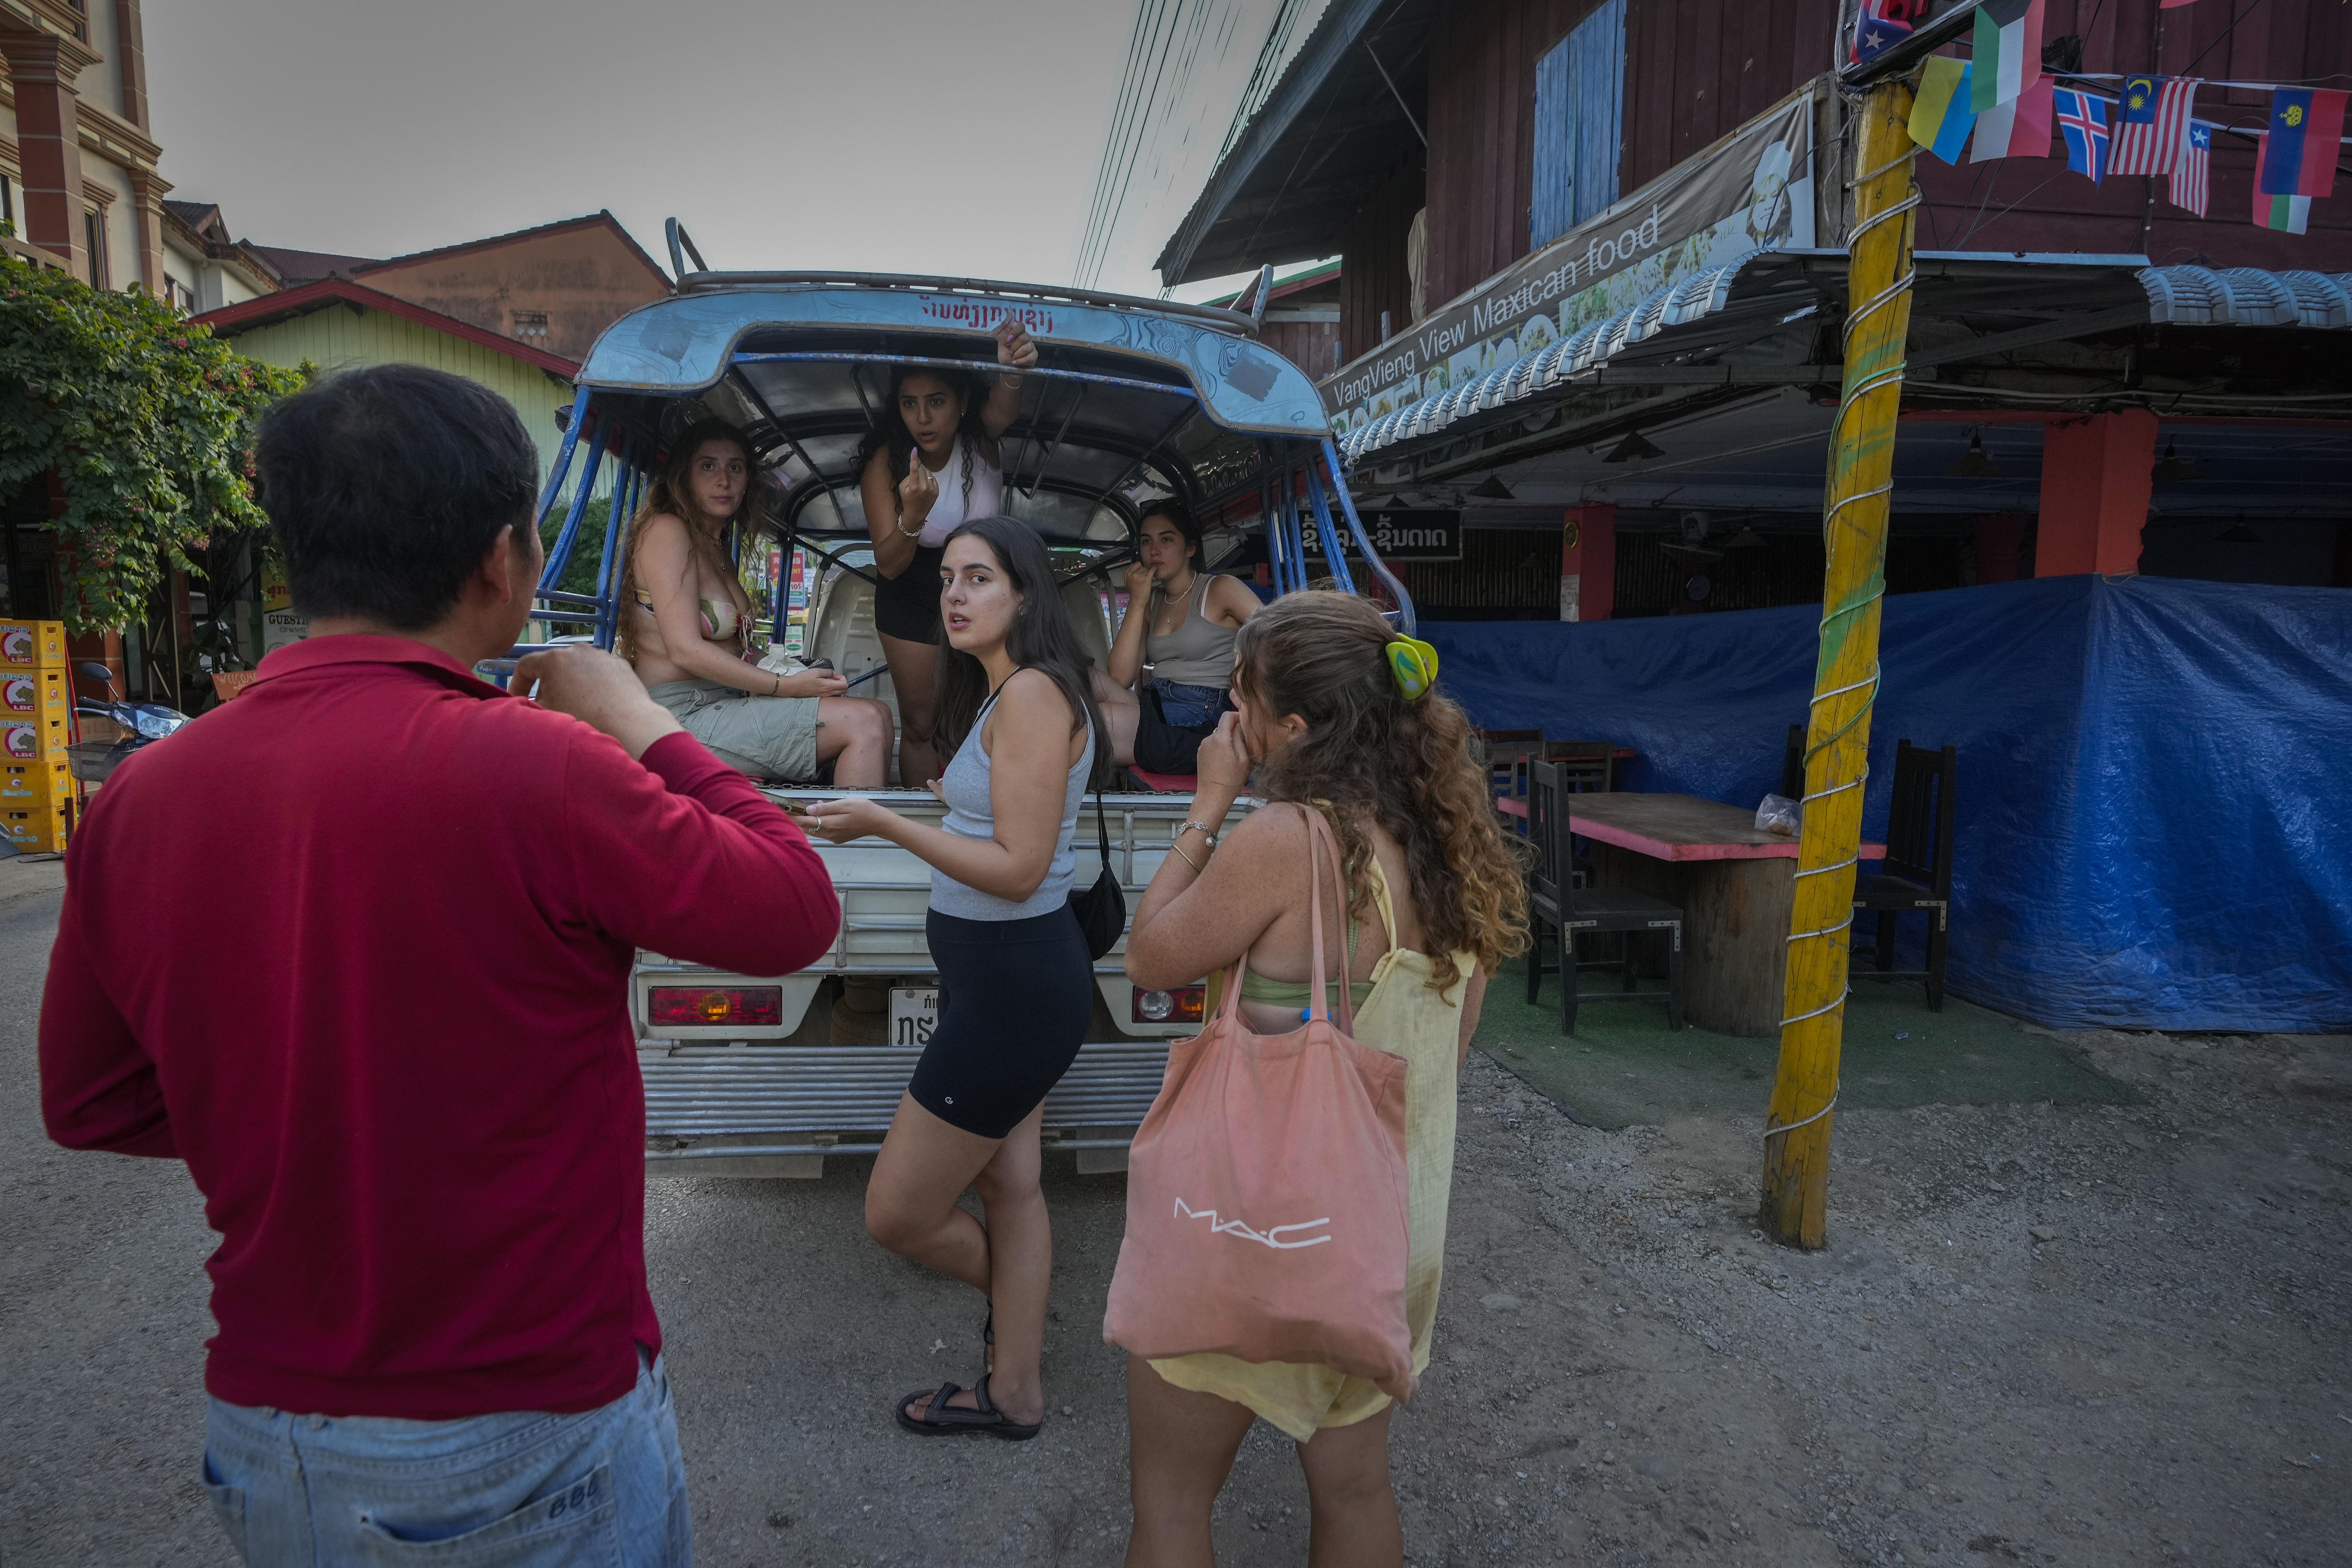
[{"x1": 67, "y1": 661, "x2": 187, "y2": 784}]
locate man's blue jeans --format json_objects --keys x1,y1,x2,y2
[{"x1": 199, "y1": 1349, "x2": 692, "y2": 1566}]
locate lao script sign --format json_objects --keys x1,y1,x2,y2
[
  {"x1": 1323, "y1": 89, "x2": 1817, "y2": 436},
  {"x1": 1297, "y1": 510, "x2": 1461, "y2": 562}
]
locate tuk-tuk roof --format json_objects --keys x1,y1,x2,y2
[{"x1": 570, "y1": 274, "x2": 1334, "y2": 543}]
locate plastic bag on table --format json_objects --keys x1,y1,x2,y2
[{"x1": 1755, "y1": 793, "x2": 1802, "y2": 837}]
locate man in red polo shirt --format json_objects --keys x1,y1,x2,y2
[{"x1": 40, "y1": 364, "x2": 839, "y2": 1565}]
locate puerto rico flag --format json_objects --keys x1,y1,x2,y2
[
  {"x1": 2109, "y1": 76, "x2": 2199, "y2": 177},
  {"x1": 2169, "y1": 122, "x2": 2211, "y2": 216},
  {"x1": 2054, "y1": 90, "x2": 2110, "y2": 183},
  {"x1": 2258, "y1": 88, "x2": 2348, "y2": 198},
  {"x1": 1850, "y1": 0, "x2": 1917, "y2": 64}
]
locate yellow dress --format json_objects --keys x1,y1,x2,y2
[{"x1": 1149, "y1": 855, "x2": 1475, "y2": 1441}]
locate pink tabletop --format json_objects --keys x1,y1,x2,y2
[{"x1": 1567, "y1": 793, "x2": 1887, "y2": 863}]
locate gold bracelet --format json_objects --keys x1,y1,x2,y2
[{"x1": 1172, "y1": 838, "x2": 1204, "y2": 873}]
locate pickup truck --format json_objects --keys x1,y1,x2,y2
[{"x1": 527, "y1": 238, "x2": 1415, "y2": 1178}]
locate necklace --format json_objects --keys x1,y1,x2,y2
[{"x1": 1152, "y1": 570, "x2": 1197, "y2": 635}]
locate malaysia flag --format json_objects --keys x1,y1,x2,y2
[
  {"x1": 2054, "y1": 90, "x2": 2110, "y2": 183},
  {"x1": 2169, "y1": 122, "x2": 2211, "y2": 216},
  {"x1": 2110, "y1": 76, "x2": 2200, "y2": 176}
]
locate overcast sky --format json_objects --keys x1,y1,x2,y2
[{"x1": 146, "y1": 0, "x2": 1169, "y2": 290}]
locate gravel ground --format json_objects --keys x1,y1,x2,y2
[{"x1": 2, "y1": 858, "x2": 2345, "y2": 1566}]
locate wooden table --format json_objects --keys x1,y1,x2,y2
[{"x1": 1566, "y1": 793, "x2": 1886, "y2": 1038}]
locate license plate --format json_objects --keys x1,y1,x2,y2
[{"x1": 889, "y1": 987, "x2": 939, "y2": 1049}]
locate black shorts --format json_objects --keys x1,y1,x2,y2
[
  {"x1": 873, "y1": 545, "x2": 944, "y2": 644},
  {"x1": 909, "y1": 905, "x2": 1092, "y2": 1139}
]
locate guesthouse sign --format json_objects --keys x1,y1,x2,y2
[{"x1": 1323, "y1": 89, "x2": 1818, "y2": 436}]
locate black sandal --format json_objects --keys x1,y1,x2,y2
[{"x1": 893, "y1": 1373, "x2": 1042, "y2": 1441}]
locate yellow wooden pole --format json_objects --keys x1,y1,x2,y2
[{"x1": 1760, "y1": 78, "x2": 1919, "y2": 1248}]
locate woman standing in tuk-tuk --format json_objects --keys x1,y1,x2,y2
[{"x1": 857, "y1": 321, "x2": 1036, "y2": 784}]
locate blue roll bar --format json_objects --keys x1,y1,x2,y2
[
  {"x1": 590, "y1": 445, "x2": 639, "y2": 650},
  {"x1": 731, "y1": 353, "x2": 1200, "y2": 406},
  {"x1": 1282, "y1": 467, "x2": 1310, "y2": 594},
  {"x1": 534, "y1": 389, "x2": 591, "y2": 530},
  {"x1": 1320, "y1": 440, "x2": 1416, "y2": 635},
  {"x1": 539, "y1": 430, "x2": 609, "y2": 593},
  {"x1": 1302, "y1": 460, "x2": 1357, "y2": 597}
]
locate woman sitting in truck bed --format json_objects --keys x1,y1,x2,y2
[
  {"x1": 621, "y1": 417, "x2": 894, "y2": 786},
  {"x1": 1105, "y1": 499, "x2": 1259, "y2": 775}
]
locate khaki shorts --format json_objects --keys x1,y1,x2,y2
[{"x1": 645, "y1": 679, "x2": 822, "y2": 782}]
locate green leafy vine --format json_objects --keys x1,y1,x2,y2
[{"x1": 0, "y1": 252, "x2": 299, "y2": 632}]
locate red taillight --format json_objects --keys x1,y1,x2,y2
[
  {"x1": 648, "y1": 986, "x2": 783, "y2": 1027},
  {"x1": 1133, "y1": 985, "x2": 1206, "y2": 1024}
]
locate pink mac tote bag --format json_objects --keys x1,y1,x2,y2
[{"x1": 1103, "y1": 809, "x2": 1416, "y2": 1401}]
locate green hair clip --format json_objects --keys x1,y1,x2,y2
[{"x1": 1386, "y1": 635, "x2": 1439, "y2": 701}]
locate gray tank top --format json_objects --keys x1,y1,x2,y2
[
  {"x1": 1144, "y1": 573, "x2": 1240, "y2": 688},
  {"x1": 930, "y1": 680, "x2": 1097, "y2": 920}
]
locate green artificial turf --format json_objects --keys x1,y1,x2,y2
[{"x1": 1475, "y1": 960, "x2": 2138, "y2": 1131}]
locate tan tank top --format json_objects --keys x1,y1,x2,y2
[{"x1": 1144, "y1": 573, "x2": 1239, "y2": 688}]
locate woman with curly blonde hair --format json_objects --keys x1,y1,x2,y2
[{"x1": 1120, "y1": 590, "x2": 1527, "y2": 1568}]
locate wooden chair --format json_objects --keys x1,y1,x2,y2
[
  {"x1": 1851, "y1": 739, "x2": 1957, "y2": 1010},
  {"x1": 1523, "y1": 760, "x2": 1684, "y2": 1034},
  {"x1": 1475, "y1": 726, "x2": 1546, "y2": 829},
  {"x1": 1544, "y1": 739, "x2": 1614, "y2": 793}
]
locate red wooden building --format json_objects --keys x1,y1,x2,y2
[{"x1": 1158, "y1": 0, "x2": 2352, "y2": 619}]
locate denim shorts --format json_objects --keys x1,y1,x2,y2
[
  {"x1": 1150, "y1": 679, "x2": 1231, "y2": 730},
  {"x1": 200, "y1": 1349, "x2": 692, "y2": 1566}
]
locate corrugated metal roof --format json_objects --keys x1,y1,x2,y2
[
  {"x1": 1339, "y1": 247, "x2": 1786, "y2": 464},
  {"x1": 2138, "y1": 266, "x2": 2352, "y2": 328},
  {"x1": 1338, "y1": 256, "x2": 2352, "y2": 466}
]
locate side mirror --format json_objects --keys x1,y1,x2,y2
[{"x1": 77, "y1": 662, "x2": 114, "y2": 684}]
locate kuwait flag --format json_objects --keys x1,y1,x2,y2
[
  {"x1": 1909, "y1": 56, "x2": 1979, "y2": 165},
  {"x1": 2252, "y1": 132, "x2": 2310, "y2": 235},
  {"x1": 1971, "y1": 78, "x2": 2053, "y2": 162},
  {"x1": 1971, "y1": 0, "x2": 2046, "y2": 113},
  {"x1": 2258, "y1": 88, "x2": 2348, "y2": 199}
]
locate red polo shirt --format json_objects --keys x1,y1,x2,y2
[{"x1": 39, "y1": 635, "x2": 840, "y2": 1420}]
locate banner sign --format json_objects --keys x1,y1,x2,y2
[
  {"x1": 1298, "y1": 510, "x2": 1461, "y2": 562},
  {"x1": 1322, "y1": 91, "x2": 1816, "y2": 436}
]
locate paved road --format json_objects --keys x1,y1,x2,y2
[{"x1": 4, "y1": 858, "x2": 2345, "y2": 1568}]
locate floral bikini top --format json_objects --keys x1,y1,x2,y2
[{"x1": 633, "y1": 585, "x2": 742, "y2": 646}]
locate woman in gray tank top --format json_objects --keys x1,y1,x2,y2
[
  {"x1": 1107, "y1": 501, "x2": 1262, "y2": 769},
  {"x1": 806, "y1": 515, "x2": 1108, "y2": 1443}
]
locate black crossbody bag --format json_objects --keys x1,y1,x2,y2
[{"x1": 1069, "y1": 783, "x2": 1125, "y2": 961}]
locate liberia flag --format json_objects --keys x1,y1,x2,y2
[
  {"x1": 2258, "y1": 88, "x2": 2349, "y2": 199},
  {"x1": 2054, "y1": 89, "x2": 2110, "y2": 183},
  {"x1": 1971, "y1": 0, "x2": 2046, "y2": 113},
  {"x1": 2252, "y1": 132, "x2": 2311, "y2": 234},
  {"x1": 2110, "y1": 76, "x2": 2199, "y2": 177},
  {"x1": 2168, "y1": 122, "x2": 2211, "y2": 216}
]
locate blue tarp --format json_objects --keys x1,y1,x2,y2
[{"x1": 1426, "y1": 576, "x2": 2352, "y2": 1033}]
